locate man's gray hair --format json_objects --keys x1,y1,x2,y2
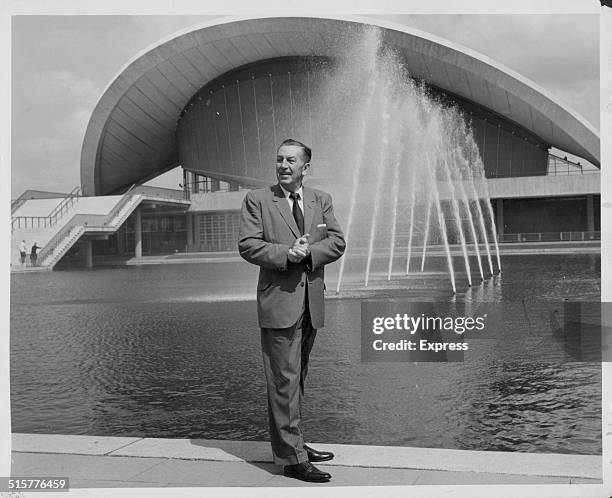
[{"x1": 279, "y1": 138, "x2": 312, "y2": 162}]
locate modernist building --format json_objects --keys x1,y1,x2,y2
[{"x1": 73, "y1": 16, "x2": 599, "y2": 259}]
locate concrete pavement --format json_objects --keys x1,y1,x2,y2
[
  {"x1": 10, "y1": 240, "x2": 600, "y2": 272},
  {"x1": 8, "y1": 433, "x2": 602, "y2": 490},
  {"x1": 77, "y1": 240, "x2": 600, "y2": 269}
]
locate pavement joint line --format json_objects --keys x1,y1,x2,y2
[
  {"x1": 13, "y1": 451, "x2": 243, "y2": 463},
  {"x1": 271, "y1": 463, "x2": 600, "y2": 480},
  {"x1": 13, "y1": 451, "x2": 108, "y2": 456},
  {"x1": 104, "y1": 437, "x2": 145, "y2": 456},
  {"x1": 125, "y1": 458, "x2": 173, "y2": 481},
  {"x1": 13, "y1": 451, "x2": 275, "y2": 465}
]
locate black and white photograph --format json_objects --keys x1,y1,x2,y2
[{"x1": 2, "y1": 1, "x2": 611, "y2": 497}]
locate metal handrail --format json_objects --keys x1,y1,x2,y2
[
  {"x1": 548, "y1": 152, "x2": 583, "y2": 167},
  {"x1": 487, "y1": 169, "x2": 599, "y2": 179},
  {"x1": 38, "y1": 185, "x2": 191, "y2": 267},
  {"x1": 39, "y1": 187, "x2": 142, "y2": 266},
  {"x1": 38, "y1": 213, "x2": 108, "y2": 265},
  {"x1": 131, "y1": 185, "x2": 189, "y2": 201},
  {"x1": 11, "y1": 186, "x2": 81, "y2": 230},
  {"x1": 11, "y1": 198, "x2": 26, "y2": 214},
  {"x1": 105, "y1": 187, "x2": 141, "y2": 226},
  {"x1": 498, "y1": 231, "x2": 600, "y2": 243},
  {"x1": 183, "y1": 181, "x2": 234, "y2": 194},
  {"x1": 11, "y1": 216, "x2": 53, "y2": 230},
  {"x1": 48, "y1": 186, "x2": 81, "y2": 224}
]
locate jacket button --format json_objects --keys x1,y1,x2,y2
[{"x1": 300, "y1": 282, "x2": 305, "y2": 287}]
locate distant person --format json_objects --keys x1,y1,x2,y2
[
  {"x1": 30, "y1": 242, "x2": 42, "y2": 267},
  {"x1": 18, "y1": 240, "x2": 27, "y2": 266},
  {"x1": 238, "y1": 139, "x2": 345, "y2": 483}
]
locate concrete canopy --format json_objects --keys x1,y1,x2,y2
[{"x1": 81, "y1": 15, "x2": 600, "y2": 196}]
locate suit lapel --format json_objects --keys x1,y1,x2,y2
[
  {"x1": 303, "y1": 187, "x2": 315, "y2": 237},
  {"x1": 271, "y1": 184, "x2": 300, "y2": 238}
]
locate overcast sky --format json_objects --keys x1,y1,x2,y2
[{"x1": 11, "y1": 14, "x2": 600, "y2": 196}]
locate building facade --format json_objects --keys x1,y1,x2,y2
[{"x1": 77, "y1": 16, "x2": 599, "y2": 258}]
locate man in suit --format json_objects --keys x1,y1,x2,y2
[{"x1": 238, "y1": 139, "x2": 345, "y2": 483}]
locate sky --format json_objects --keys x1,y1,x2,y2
[{"x1": 11, "y1": 14, "x2": 600, "y2": 196}]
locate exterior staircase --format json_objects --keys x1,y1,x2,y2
[
  {"x1": 39, "y1": 225, "x2": 87, "y2": 269},
  {"x1": 13, "y1": 186, "x2": 190, "y2": 270},
  {"x1": 11, "y1": 187, "x2": 82, "y2": 267},
  {"x1": 38, "y1": 193, "x2": 145, "y2": 269}
]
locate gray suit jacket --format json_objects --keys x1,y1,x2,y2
[{"x1": 238, "y1": 184, "x2": 346, "y2": 329}]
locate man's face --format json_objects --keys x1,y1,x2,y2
[{"x1": 276, "y1": 145, "x2": 309, "y2": 192}]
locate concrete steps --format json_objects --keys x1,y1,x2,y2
[
  {"x1": 10, "y1": 199, "x2": 83, "y2": 267},
  {"x1": 11, "y1": 196, "x2": 123, "y2": 270}
]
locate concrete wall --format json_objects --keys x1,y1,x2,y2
[
  {"x1": 185, "y1": 173, "x2": 600, "y2": 214},
  {"x1": 487, "y1": 173, "x2": 599, "y2": 199},
  {"x1": 184, "y1": 171, "x2": 600, "y2": 245},
  {"x1": 188, "y1": 191, "x2": 245, "y2": 212}
]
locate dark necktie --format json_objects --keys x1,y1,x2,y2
[{"x1": 290, "y1": 192, "x2": 304, "y2": 235}]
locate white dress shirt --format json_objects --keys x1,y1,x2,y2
[{"x1": 279, "y1": 184, "x2": 304, "y2": 215}]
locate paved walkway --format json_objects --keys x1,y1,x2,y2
[
  {"x1": 8, "y1": 433, "x2": 603, "y2": 493},
  {"x1": 9, "y1": 241, "x2": 600, "y2": 273},
  {"x1": 89, "y1": 241, "x2": 600, "y2": 267}
]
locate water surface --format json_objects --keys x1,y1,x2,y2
[{"x1": 10, "y1": 254, "x2": 601, "y2": 454}]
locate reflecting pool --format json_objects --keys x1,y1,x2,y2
[{"x1": 10, "y1": 254, "x2": 601, "y2": 454}]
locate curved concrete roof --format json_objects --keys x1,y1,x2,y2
[{"x1": 81, "y1": 15, "x2": 600, "y2": 196}]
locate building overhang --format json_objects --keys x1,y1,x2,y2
[
  {"x1": 81, "y1": 15, "x2": 600, "y2": 196},
  {"x1": 187, "y1": 172, "x2": 601, "y2": 213},
  {"x1": 487, "y1": 172, "x2": 600, "y2": 199}
]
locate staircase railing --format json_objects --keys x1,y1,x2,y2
[
  {"x1": 11, "y1": 198, "x2": 26, "y2": 214},
  {"x1": 11, "y1": 217, "x2": 53, "y2": 230},
  {"x1": 38, "y1": 186, "x2": 142, "y2": 267},
  {"x1": 131, "y1": 185, "x2": 188, "y2": 201},
  {"x1": 48, "y1": 186, "x2": 81, "y2": 224},
  {"x1": 498, "y1": 231, "x2": 601, "y2": 243},
  {"x1": 11, "y1": 186, "x2": 81, "y2": 230},
  {"x1": 38, "y1": 213, "x2": 108, "y2": 266},
  {"x1": 104, "y1": 184, "x2": 138, "y2": 226},
  {"x1": 36, "y1": 185, "x2": 190, "y2": 268}
]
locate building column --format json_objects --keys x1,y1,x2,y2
[
  {"x1": 134, "y1": 208, "x2": 142, "y2": 258},
  {"x1": 193, "y1": 213, "x2": 200, "y2": 252},
  {"x1": 495, "y1": 124, "x2": 501, "y2": 177},
  {"x1": 586, "y1": 194, "x2": 594, "y2": 232},
  {"x1": 186, "y1": 212, "x2": 193, "y2": 251},
  {"x1": 117, "y1": 227, "x2": 125, "y2": 255},
  {"x1": 496, "y1": 199, "x2": 504, "y2": 236},
  {"x1": 83, "y1": 239, "x2": 93, "y2": 268},
  {"x1": 191, "y1": 172, "x2": 199, "y2": 194}
]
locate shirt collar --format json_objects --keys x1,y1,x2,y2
[{"x1": 279, "y1": 184, "x2": 303, "y2": 199}]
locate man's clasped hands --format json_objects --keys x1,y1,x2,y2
[{"x1": 287, "y1": 234, "x2": 310, "y2": 263}]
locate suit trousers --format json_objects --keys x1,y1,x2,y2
[{"x1": 260, "y1": 292, "x2": 317, "y2": 466}]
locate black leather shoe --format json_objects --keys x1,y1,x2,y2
[
  {"x1": 284, "y1": 462, "x2": 331, "y2": 482},
  {"x1": 304, "y1": 444, "x2": 334, "y2": 462}
]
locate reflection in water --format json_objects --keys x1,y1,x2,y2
[{"x1": 10, "y1": 254, "x2": 600, "y2": 454}]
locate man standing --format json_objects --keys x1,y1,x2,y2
[
  {"x1": 239, "y1": 139, "x2": 345, "y2": 483},
  {"x1": 19, "y1": 240, "x2": 27, "y2": 266},
  {"x1": 30, "y1": 242, "x2": 42, "y2": 267}
]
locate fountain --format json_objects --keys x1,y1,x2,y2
[{"x1": 307, "y1": 26, "x2": 501, "y2": 294}]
